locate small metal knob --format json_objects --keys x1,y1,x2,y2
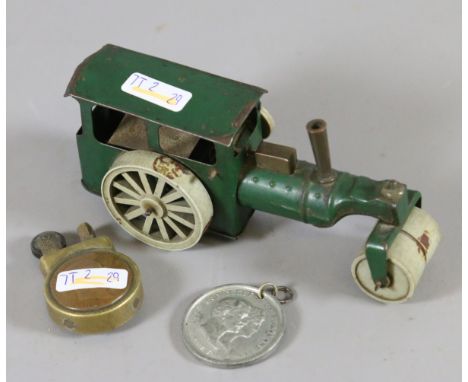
[{"x1": 31, "y1": 231, "x2": 66, "y2": 259}]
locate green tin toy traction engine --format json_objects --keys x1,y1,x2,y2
[{"x1": 66, "y1": 44, "x2": 441, "y2": 304}]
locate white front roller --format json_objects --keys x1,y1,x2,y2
[
  {"x1": 352, "y1": 207, "x2": 441, "y2": 303},
  {"x1": 101, "y1": 150, "x2": 213, "y2": 251}
]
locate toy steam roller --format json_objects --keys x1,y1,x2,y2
[{"x1": 65, "y1": 44, "x2": 440, "y2": 303}]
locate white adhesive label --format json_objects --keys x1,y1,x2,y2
[
  {"x1": 55, "y1": 268, "x2": 128, "y2": 292},
  {"x1": 121, "y1": 72, "x2": 192, "y2": 112}
]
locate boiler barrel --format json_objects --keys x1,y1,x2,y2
[
  {"x1": 238, "y1": 161, "x2": 333, "y2": 226},
  {"x1": 238, "y1": 161, "x2": 403, "y2": 227}
]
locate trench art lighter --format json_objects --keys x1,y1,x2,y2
[
  {"x1": 31, "y1": 223, "x2": 143, "y2": 333},
  {"x1": 66, "y1": 44, "x2": 441, "y2": 303},
  {"x1": 182, "y1": 283, "x2": 294, "y2": 367}
]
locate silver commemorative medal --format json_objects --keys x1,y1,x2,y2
[{"x1": 182, "y1": 283, "x2": 294, "y2": 367}]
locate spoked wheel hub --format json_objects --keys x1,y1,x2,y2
[{"x1": 141, "y1": 197, "x2": 167, "y2": 218}]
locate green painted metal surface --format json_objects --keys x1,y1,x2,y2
[
  {"x1": 67, "y1": 44, "x2": 425, "y2": 288},
  {"x1": 363, "y1": 189, "x2": 421, "y2": 284},
  {"x1": 238, "y1": 163, "x2": 410, "y2": 226},
  {"x1": 66, "y1": 44, "x2": 266, "y2": 147},
  {"x1": 76, "y1": 102, "x2": 125, "y2": 194},
  {"x1": 148, "y1": 121, "x2": 257, "y2": 237},
  {"x1": 238, "y1": 162, "x2": 421, "y2": 285},
  {"x1": 73, "y1": 99, "x2": 257, "y2": 238}
]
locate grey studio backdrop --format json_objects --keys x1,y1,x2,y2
[{"x1": 6, "y1": 1, "x2": 461, "y2": 381}]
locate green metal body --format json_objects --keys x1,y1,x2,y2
[
  {"x1": 238, "y1": 163, "x2": 421, "y2": 283},
  {"x1": 67, "y1": 45, "x2": 424, "y2": 287},
  {"x1": 75, "y1": 99, "x2": 258, "y2": 237},
  {"x1": 66, "y1": 44, "x2": 266, "y2": 147}
]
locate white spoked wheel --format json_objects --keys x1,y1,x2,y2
[
  {"x1": 351, "y1": 207, "x2": 441, "y2": 303},
  {"x1": 260, "y1": 106, "x2": 275, "y2": 138},
  {"x1": 101, "y1": 150, "x2": 213, "y2": 251}
]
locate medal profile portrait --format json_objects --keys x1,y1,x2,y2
[{"x1": 200, "y1": 297, "x2": 265, "y2": 353}]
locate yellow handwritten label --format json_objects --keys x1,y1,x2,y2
[
  {"x1": 121, "y1": 72, "x2": 192, "y2": 112},
  {"x1": 55, "y1": 268, "x2": 128, "y2": 292}
]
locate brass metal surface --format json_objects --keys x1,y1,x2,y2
[
  {"x1": 33, "y1": 224, "x2": 143, "y2": 334},
  {"x1": 306, "y1": 119, "x2": 336, "y2": 183},
  {"x1": 48, "y1": 251, "x2": 134, "y2": 311},
  {"x1": 108, "y1": 115, "x2": 150, "y2": 150},
  {"x1": 159, "y1": 125, "x2": 200, "y2": 158},
  {"x1": 254, "y1": 141, "x2": 297, "y2": 175}
]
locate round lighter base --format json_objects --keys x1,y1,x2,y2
[{"x1": 44, "y1": 249, "x2": 143, "y2": 333}]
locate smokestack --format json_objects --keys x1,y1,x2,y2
[{"x1": 306, "y1": 119, "x2": 336, "y2": 183}]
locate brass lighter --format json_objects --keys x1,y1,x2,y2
[{"x1": 31, "y1": 223, "x2": 143, "y2": 333}]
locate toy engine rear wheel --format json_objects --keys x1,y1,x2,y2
[
  {"x1": 101, "y1": 150, "x2": 213, "y2": 251},
  {"x1": 351, "y1": 207, "x2": 441, "y2": 303},
  {"x1": 260, "y1": 106, "x2": 275, "y2": 138}
]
